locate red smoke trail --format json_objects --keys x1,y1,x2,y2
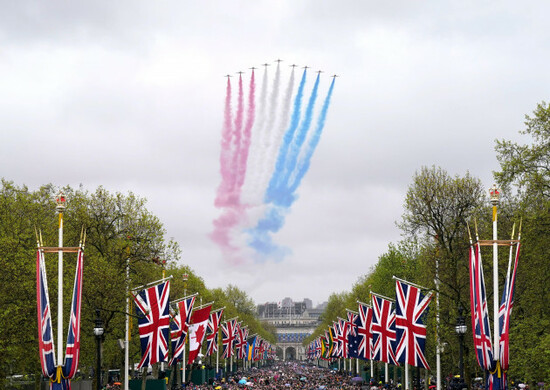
[
  {"x1": 227, "y1": 74, "x2": 245, "y2": 204},
  {"x1": 215, "y1": 78, "x2": 233, "y2": 207},
  {"x1": 211, "y1": 72, "x2": 256, "y2": 265},
  {"x1": 236, "y1": 70, "x2": 256, "y2": 190}
]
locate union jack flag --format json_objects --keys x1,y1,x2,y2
[
  {"x1": 36, "y1": 249, "x2": 57, "y2": 378},
  {"x1": 205, "y1": 309, "x2": 223, "y2": 356},
  {"x1": 314, "y1": 337, "x2": 322, "y2": 359},
  {"x1": 469, "y1": 243, "x2": 494, "y2": 371},
  {"x1": 134, "y1": 281, "x2": 171, "y2": 369},
  {"x1": 221, "y1": 318, "x2": 237, "y2": 359},
  {"x1": 356, "y1": 303, "x2": 373, "y2": 360},
  {"x1": 393, "y1": 280, "x2": 433, "y2": 369},
  {"x1": 330, "y1": 322, "x2": 342, "y2": 358},
  {"x1": 169, "y1": 295, "x2": 195, "y2": 365},
  {"x1": 499, "y1": 241, "x2": 520, "y2": 371},
  {"x1": 371, "y1": 294, "x2": 398, "y2": 365},
  {"x1": 62, "y1": 248, "x2": 84, "y2": 379},
  {"x1": 235, "y1": 323, "x2": 248, "y2": 359}
]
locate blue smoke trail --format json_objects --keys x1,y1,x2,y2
[
  {"x1": 273, "y1": 74, "x2": 320, "y2": 207},
  {"x1": 288, "y1": 77, "x2": 335, "y2": 193},
  {"x1": 265, "y1": 69, "x2": 308, "y2": 203},
  {"x1": 248, "y1": 75, "x2": 335, "y2": 261}
]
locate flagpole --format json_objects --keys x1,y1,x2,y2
[
  {"x1": 435, "y1": 255, "x2": 441, "y2": 390},
  {"x1": 385, "y1": 363, "x2": 388, "y2": 385},
  {"x1": 56, "y1": 192, "x2": 65, "y2": 369},
  {"x1": 490, "y1": 185, "x2": 500, "y2": 362},
  {"x1": 405, "y1": 363, "x2": 409, "y2": 390},
  {"x1": 182, "y1": 345, "x2": 186, "y2": 384},
  {"x1": 124, "y1": 247, "x2": 130, "y2": 390},
  {"x1": 131, "y1": 275, "x2": 173, "y2": 292}
]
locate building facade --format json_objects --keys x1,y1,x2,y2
[{"x1": 257, "y1": 298, "x2": 325, "y2": 361}]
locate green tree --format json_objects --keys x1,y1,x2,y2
[
  {"x1": 495, "y1": 101, "x2": 550, "y2": 200},
  {"x1": 494, "y1": 101, "x2": 550, "y2": 384}
]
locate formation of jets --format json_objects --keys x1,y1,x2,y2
[{"x1": 223, "y1": 60, "x2": 339, "y2": 78}]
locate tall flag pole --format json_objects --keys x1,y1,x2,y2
[
  {"x1": 468, "y1": 186, "x2": 521, "y2": 390},
  {"x1": 36, "y1": 192, "x2": 86, "y2": 390},
  {"x1": 56, "y1": 192, "x2": 64, "y2": 372}
]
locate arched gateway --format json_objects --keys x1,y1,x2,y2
[{"x1": 257, "y1": 300, "x2": 324, "y2": 361}]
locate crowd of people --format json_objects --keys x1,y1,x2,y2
[{"x1": 180, "y1": 362, "x2": 370, "y2": 390}]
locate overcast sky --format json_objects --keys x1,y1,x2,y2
[{"x1": 2, "y1": 1, "x2": 548, "y2": 306}]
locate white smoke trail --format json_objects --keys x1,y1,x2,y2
[
  {"x1": 256, "y1": 67, "x2": 295, "y2": 199},
  {"x1": 242, "y1": 66, "x2": 269, "y2": 206}
]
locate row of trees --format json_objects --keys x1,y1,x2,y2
[
  {"x1": 0, "y1": 182, "x2": 276, "y2": 387},
  {"x1": 305, "y1": 101, "x2": 550, "y2": 386}
]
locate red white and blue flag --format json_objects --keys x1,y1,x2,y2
[
  {"x1": 169, "y1": 295, "x2": 195, "y2": 366},
  {"x1": 314, "y1": 337, "x2": 322, "y2": 359},
  {"x1": 205, "y1": 309, "x2": 223, "y2": 356},
  {"x1": 356, "y1": 303, "x2": 373, "y2": 360},
  {"x1": 371, "y1": 294, "x2": 398, "y2": 365},
  {"x1": 499, "y1": 240, "x2": 520, "y2": 371},
  {"x1": 36, "y1": 249, "x2": 57, "y2": 378},
  {"x1": 331, "y1": 321, "x2": 342, "y2": 358},
  {"x1": 344, "y1": 310, "x2": 358, "y2": 359},
  {"x1": 469, "y1": 243, "x2": 494, "y2": 371},
  {"x1": 235, "y1": 323, "x2": 248, "y2": 359},
  {"x1": 393, "y1": 280, "x2": 433, "y2": 369},
  {"x1": 61, "y1": 248, "x2": 84, "y2": 379},
  {"x1": 134, "y1": 281, "x2": 171, "y2": 369},
  {"x1": 221, "y1": 318, "x2": 237, "y2": 359}
]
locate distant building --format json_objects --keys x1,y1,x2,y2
[{"x1": 257, "y1": 297, "x2": 324, "y2": 361}]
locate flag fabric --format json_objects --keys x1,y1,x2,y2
[
  {"x1": 324, "y1": 329, "x2": 334, "y2": 359},
  {"x1": 330, "y1": 323, "x2": 340, "y2": 358},
  {"x1": 134, "y1": 281, "x2": 171, "y2": 369},
  {"x1": 61, "y1": 248, "x2": 84, "y2": 379},
  {"x1": 314, "y1": 338, "x2": 322, "y2": 359},
  {"x1": 169, "y1": 295, "x2": 196, "y2": 366},
  {"x1": 205, "y1": 309, "x2": 223, "y2": 357},
  {"x1": 348, "y1": 309, "x2": 363, "y2": 359},
  {"x1": 187, "y1": 304, "x2": 212, "y2": 365},
  {"x1": 247, "y1": 336, "x2": 257, "y2": 361},
  {"x1": 371, "y1": 294, "x2": 398, "y2": 365},
  {"x1": 343, "y1": 311, "x2": 358, "y2": 359},
  {"x1": 356, "y1": 303, "x2": 373, "y2": 360},
  {"x1": 235, "y1": 324, "x2": 248, "y2": 359},
  {"x1": 221, "y1": 319, "x2": 237, "y2": 359},
  {"x1": 254, "y1": 337, "x2": 262, "y2": 361},
  {"x1": 393, "y1": 280, "x2": 433, "y2": 369},
  {"x1": 469, "y1": 243, "x2": 494, "y2": 371},
  {"x1": 499, "y1": 241, "x2": 520, "y2": 371},
  {"x1": 36, "y1": 249, "x2": 57, "y2": 378}
]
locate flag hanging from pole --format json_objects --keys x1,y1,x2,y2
[
  {"x1": 187, "y1": 304, "x2": 212, "y2": 365},
  {"x1": 61, "y1": 248, "x2": 84, "y2": 379},
  {"x1": 371, "y1": 293, "x2": 398, "y2": 365},
  {"x1": 205, "y1": 309, "x2": 223, "y2": 356},
  {"x1": 499, "y1": 240, "x2": 520, "y2": 371},
  {"x1": 169, "y1": 295, "x2": 196, "y2": 366},
  {"x1": 393, "y1": 279, "x2": 433, "y2": 369},
  {"x1": 221, "y1": 318, "x2": 237, "y2": 359},
  {"x1": 469, "y1": 242, "x2": 494, "y2": 371},
  {"x1": 36, "y1": 249, "x2": 57, "y2": 378},
  {"x1": 134, "y1": 281, "x2": 171, "y2": 369}
]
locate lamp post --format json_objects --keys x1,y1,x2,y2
[
  {"x1": 94, "y1": 309, "x2": 104, "y2": 390},
  {"x1": 455, "y1": 306, "x2": 467, "y2": 382}
]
